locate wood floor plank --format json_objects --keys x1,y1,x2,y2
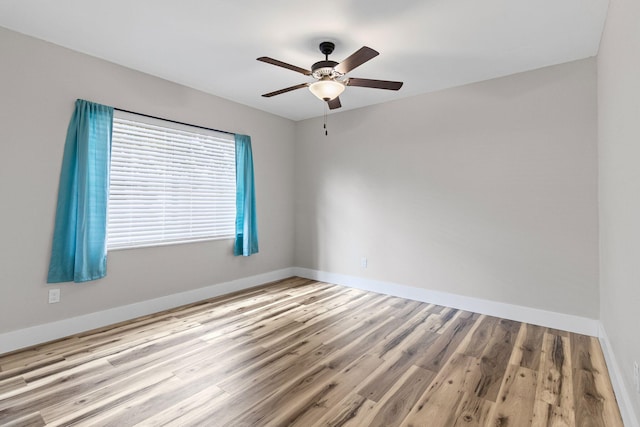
[
  {"x1": 0, "y1": 277, "x2": 623, "y2": 427},
  {"x1": 42, "y1": 370, "x2": 175, "y2": 426},
  {"x1": 131, "y1": 384, "x2": 229, "y2": 427},
  {"x1": 292, "y1": 288, "x2": 368, "y2": 324},
  {"x1": 0, "y1": 376, "x2": 27, "y2": 395},
  {"x1": 272, "y1": 353, "x2": 384, "y2": 426},
  {"x1": 0, "y1": 355, "x2": 67, "y2": 382},
  {"x1": 2, "y1": 339, "x2": 217, "y2": 425},
  {"x1": 428, "y1": 307, "x2": 462, "y2": 334},
  {"x1": 459, "y1": 315, "x2": 500, "y2": 357},
  {"x1": 358, "y1": 350, "x2": 422, "y2": 403},
  {"x1": 449, "y1": 392, "x2": 494, "y2": 427},
  {"x1": 473, "y1": 318, "x2": 521, "y2": 402},
  {"x1": 399, "y1": 353, "x2": 483, "y2": 427},
  {"x1": 372, "y1": 304, "x2": 435, "y2": 360},
  {"x1": 571, "y1": 334, "x2": 624, "y2": 427},
  {"x1": 414, "y1": 311, "x2": 479, "y2": 372},
  {"x1": 216, "y1": 339, "x2": 311, "y2": 395},
  {"x1": 23, "y1": 322, "x2": 203, "y2": 383},
  {"x1": 2, "y1": 412, "x2": 46, "y2": 427},
  {"x1": 231, "y1": 363, "x2": 339, "y2": 426},
  {"x1": 367, "y1": 365, "x2": 435, "y2": 427},
  {"x1": 531, "y1": 332, "x2": 576, "y2": 427},
  {"x1": 388, "y1": 299, "x2": 428, "y2": 319},
  {"x1": 310, "y1": 394, "x2": 376, "y2": 427},
  {"x1": 70, "y1": 371, "x2": 221, "y2": 427},
  {"x1": 0, "y1": 359, "x2": 114, "y2": 421},
  {"x1": 515, "y1": 323, "x2": 546, "y2": 370},
  {"x1": 488, "y1": 364, "x2": 538, "y2": 426}
]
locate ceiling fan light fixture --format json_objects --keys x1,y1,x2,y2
[
  {"x1": 259, "y1": 42, "x2": 402, "y2": 109},
  {"x1": 309, "y1": 78, "x2": 345, "y2": 101}
]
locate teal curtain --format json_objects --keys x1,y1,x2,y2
[
  {"x1": 47, "y1": 100, "x2": 113, "y2": 283},
  {"x1": 234, "y1": 134, "x2": 259, "y2": 256}
]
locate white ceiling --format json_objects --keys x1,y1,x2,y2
[{"x1": 0, "y1": 0, "x2": 608, "y2": 121}]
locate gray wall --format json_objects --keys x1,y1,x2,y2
[
  {"x1": 598, "y1": 0, "x2": 640, "y2": 419},
  {"x1": 294, "y1": 59, "x2": 599, "y2": 318},
  {"x1": 0, "y1": 27, "x2": 296, "y2": 333},
  {"x1": 0, "y1": 27, "x2": 602, "y2": 340}
]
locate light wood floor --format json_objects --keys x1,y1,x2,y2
[{"x1": 0, "y1": 277, "x2": 623, "y2": 426}]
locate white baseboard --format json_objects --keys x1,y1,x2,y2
[
  {"x1": 293, "y1": 267, "x2": 600, "y2": 337},
  {"x1": 0, "y1": 268, "x2": 295, "y2": 355},
  {"x1": 599, "y1": 323, "x2": 640, "y2": 427}
]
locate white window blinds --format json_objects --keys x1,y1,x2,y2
[{"x1": 108, "y1": 112, "x2": 236, "y2": 250}]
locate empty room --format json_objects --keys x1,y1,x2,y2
[{"x1": 0, "y1": 0, "x2": 638, "y2": 426}]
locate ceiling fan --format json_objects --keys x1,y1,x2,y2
[{"x1": 257, "y1": 41, "x2": 403, "y2": 110}]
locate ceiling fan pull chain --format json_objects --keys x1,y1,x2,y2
[{"x1": 324, "y1": 103, "x2": 328, "y2": 136}]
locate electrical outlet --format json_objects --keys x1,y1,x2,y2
[
  {"x1": 634, "y1": 361, "x2": 639, "y2": 394},
  {"x1": 360, "y1": 257, "x2": 368, "y2": 269},
  {"x1": 48, "y1": 288, "x2": 60, "y2": 304}
]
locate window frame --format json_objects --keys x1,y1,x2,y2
[{"x1": 107, "y1": 110, "x2": 236, "y2": 251}]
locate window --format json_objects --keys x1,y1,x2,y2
[{"x1": 107, "y1": 111, "x2": 236, "y2": 250}]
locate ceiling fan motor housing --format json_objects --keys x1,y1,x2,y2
[
  {"x1": 312, "y1": 41, "x2": 343, "y2": 79},
  {"x1": 311, "y1": 60, "x2": 341, "y2": 79}
]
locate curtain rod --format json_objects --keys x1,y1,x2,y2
[{"x1": 114, "y1": 107, "x2": 236, "y2": 136}]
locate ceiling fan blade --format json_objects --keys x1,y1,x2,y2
[
  {"x1": 262, "y1": 83, "x2": 309, "y2": 97},
  {"x1": 334, "y1": 47, "x2": 379, "y2": 74},
  {"x1": 346, "y1": 78, "x2": 403, "y2": 91},
  {"x1": 327, "y1": 97, "x2": 342, "y2": 110},
  {"x1": 257, "y1": 57, "x2": 311, "y2": 76}
]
